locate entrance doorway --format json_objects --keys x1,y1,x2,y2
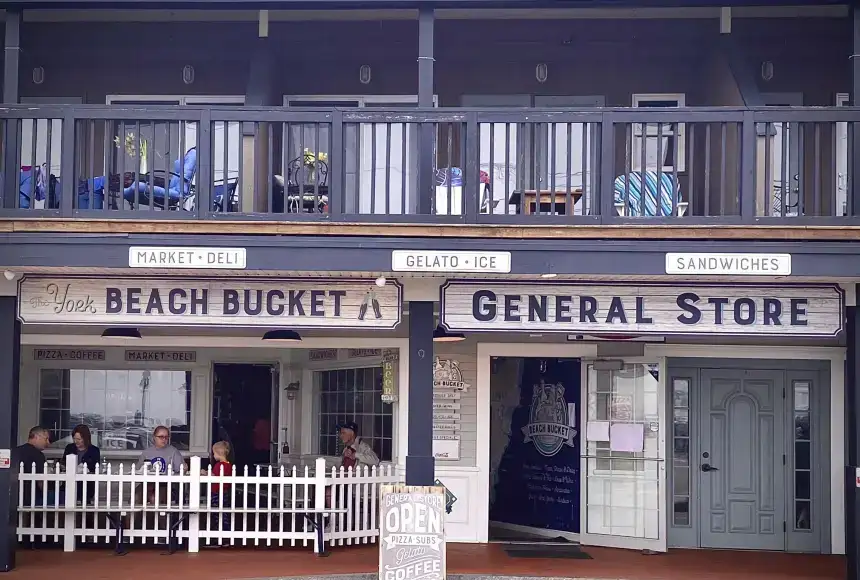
[
  {"x1": 579, "y1": 361, "x2": 666, "y2": 552},
  {"x1": 488, "y1": 357, "x2": 582, "y2": 543},
  {"x1": 667, "y1": 359, "x2": 830, "y2": 553},
  {"x1": 212, "y1": 363, "x2": 278, "y2": 472},
  {"x1": 698, "y1": 369, "x2": 785, "y2": 551},
  {"x1": 486, "y1": 356, "x2": 667, "y2": 551}
]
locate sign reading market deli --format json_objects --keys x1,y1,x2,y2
[
  {"x1": 18, "y1": 276, "x2": 402, "y2": 329},
  {"x1": 440, "y1": 282, "x2": 844, "y2": 337}
]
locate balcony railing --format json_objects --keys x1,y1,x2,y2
[{"x1": 1, "y1": 104, "x2": 858, "y2": 224}]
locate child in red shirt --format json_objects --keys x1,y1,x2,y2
[{"x1": 203, "y1": 441, "x2": 233, "y2": 546}]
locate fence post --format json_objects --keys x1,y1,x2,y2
[
  {"x1": 328, "y1": 110, "x2": 343, "y2": 216},
  {"x1": 188, "y1": 456, "x2": 201, "y2": 553},
  {"x1": 599, "y1": 112, "x2": 615, "y2": 221},
  {"x1": 463, "y1": 113, "x2": 479, "y2": 222},
  {"x1": 740, "y1": 110, "x2": 757, "y2": 221},
  {"x1": 196, "y1": 110, "x2": 212, "y2": 220},
  {"x1": 63, "y1": 454, "x2": 77, "y2": 552},
  {"x1": 313, "y1": 458, "x2": 327, "y2": 554},
  {"x1": 59, "y1": 112, "x2": 76, "y2": 217}
]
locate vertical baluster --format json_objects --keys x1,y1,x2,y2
[
  {"x1": 813, "y1": 122, "x2": 821, "y2": 216},
  {"x1": 28, "y1": 117, "x2": 37, "y2": 212},
  {"x1": 46, "y1": 118, "x2": 54, "y2": 210},
  {"x1": 671, "y1": 122, "x2": 680, "y2": 216},
  {"x1": 400, "y1": 122, "x2": 408, "y2": 215},
  {"x1": 764, "y1": 120, "x2": 772, "y2": 217},
  {"x1": 798, "y1": 122, "x2": 806, "y2": 216},
  {"x1": 719, "y1": 123, "x2": 727, "y2": 216},
  {"x1": 504, "y1": 123, "x2": 510, "y2": 215},
  {"x1": 687, "y1": 123, "x2": 696, "y2": 216}
]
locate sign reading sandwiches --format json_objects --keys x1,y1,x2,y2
[
  {"x1": 440, "y1": 281, "x2": 844, "y2": 337},
  {"x1": 18, "y1": 276, "x2": 402, "y2": 329}
]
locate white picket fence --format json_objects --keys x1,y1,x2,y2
[{"x1": 16, "y1": 454, "x2": 400, "y2": 552}]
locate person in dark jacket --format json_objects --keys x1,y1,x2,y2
[
  {"x1": 62, "y1": 424, "x2": 101, "y2": 503},
  {"x1": 63, "y1": 424, "x2": 101, "y2": 473}
]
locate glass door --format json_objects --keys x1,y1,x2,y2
[{"x1": 579, "y1": 359, "x2": 667, "y2": 551}]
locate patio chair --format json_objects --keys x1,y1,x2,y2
[
  {"x1": 613, "y1": 170, "x2": 688, "y2": 217},
  {"x1": 211, "y1": 178, "x2": 240, "y2": 213},
  {"x1": 283, "y1": 154, "x2": 329, "y2": 213},
  {"x1": 121, "y1": 147, "x2": 197, "y2": 210}
]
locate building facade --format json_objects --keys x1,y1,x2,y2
[{"x1": 1, "y1": 0, "x2": 860, "y2": 575}]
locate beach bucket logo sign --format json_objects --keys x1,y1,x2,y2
[{"x1": 522, "y1": 381, "x2": 576, "y2": 457}]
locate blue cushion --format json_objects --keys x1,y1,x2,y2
[{"x1": 613, "y1": 171, "x2": 682, "y2": 217}]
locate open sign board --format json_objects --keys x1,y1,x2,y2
[{"x1": 379, "y1": 485, "x2": 446, "y2": 580}]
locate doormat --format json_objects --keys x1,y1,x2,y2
[{"x1": 503, "y1": 544, "x2": 593, "y2": 559}]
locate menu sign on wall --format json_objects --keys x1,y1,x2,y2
[
  {"x1": 18, "y1": 277, "x2": 402, "y2": 329},
  {"x1": 432, "y1": 358, "x2": 466, "y2": 461},
  {"x1": 441, "y1": 282, "x2": 844, "y2": 337}
]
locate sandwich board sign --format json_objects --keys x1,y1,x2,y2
[{"x1": 380, "y1": 484, "x2": 446, "y2": 580}]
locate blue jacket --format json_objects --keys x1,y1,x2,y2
[{"x1": 63, "y1": 443, "x2": 101, "y2": 474}]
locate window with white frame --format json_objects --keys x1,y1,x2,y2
[
  {"x1": 316, "y1": 366, "x2": 392, "y2": 462},
  {"x1": 587, "y1": 363, "x2": 660, "y2": 473},
  {"x1": 631, "y1": 94, "x2": 686, "y2": 173},
  {"x1": 39, "y1": 369, "x2": 192, "y2": 451}
]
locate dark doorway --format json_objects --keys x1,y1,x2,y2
[
  {"x1": 212, "y1": 363, "x2": 276, "y2": 473},
  {"x1": 489, "y1": 357, "x2": 582, "y2": 543}
]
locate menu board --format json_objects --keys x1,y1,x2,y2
[{"x1": 432, "y1": 358, "x2": 468, "y2": 461}]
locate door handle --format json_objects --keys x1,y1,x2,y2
[{"x1": 701, "y1": 464, "x2": 719, "y2": 473}]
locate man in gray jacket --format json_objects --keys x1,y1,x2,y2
[{"x1": 337, "y1": 421, "x2": 380, "y2": 470}]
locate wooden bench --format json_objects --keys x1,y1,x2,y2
[
  {"x1": 19, "y1": 504, "x2": 143, "y2": 556},
  {"x1": 166, "y1": 504, "x2": 347, "y2": 555},
  {"x1": 19, "y1": 503, "x2": 347, "y2": 556}
]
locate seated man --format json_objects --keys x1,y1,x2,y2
[
  {"x1": 13, "y1": 426, "x2": 51, "y2": 506},
  {"x1": 320, "y1": 422, "x2": 381, "y2": 532},
  {"x1": 336, "y1": 422, "x2": 380, "y2": 471}
]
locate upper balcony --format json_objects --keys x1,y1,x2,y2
[
  {"x1": 2, "y1": 103, "x2": 857, "y2": 226},
  {"x1": 1, "y1": 6, "x2": 857, "y2": 233}
]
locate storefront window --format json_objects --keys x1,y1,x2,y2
[
  {"x1": 793, "y1": 380, "x2": 812, "y2": 531},
  {"x1": 584, "y1": 362, "x2": 662, "y2": 542},
  {"x1": 671, "y1": 377, "x2": 691, "y2": 527},
  {"x1": 39, "y1": 369, "x2": 192, "y2": 451},
  {"x1": 317, "y1": 366, "x2": 392, "y2": 462}
]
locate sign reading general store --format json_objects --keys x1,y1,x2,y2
[
  {"x1": 18, "y1": 277, "x2": 402, "y2": 329},
  {"x1": 440, "y1": 282, "x2": 844, "y2": 337}
]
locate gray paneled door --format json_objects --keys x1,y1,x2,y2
[{"x1": 699, "y1": 369, "x2": 785, "y2": 550}]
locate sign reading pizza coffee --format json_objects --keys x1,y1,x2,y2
[
  {"x1": 18, "y1": 277, "x2": 402, "y2": 329},
  {"x1": 440, "y1": 282, "x2": 844, "y2": 337}
]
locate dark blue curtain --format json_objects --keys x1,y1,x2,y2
[{"x1": 490, "y1": 358, "x2": 581, "y2": 534}]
